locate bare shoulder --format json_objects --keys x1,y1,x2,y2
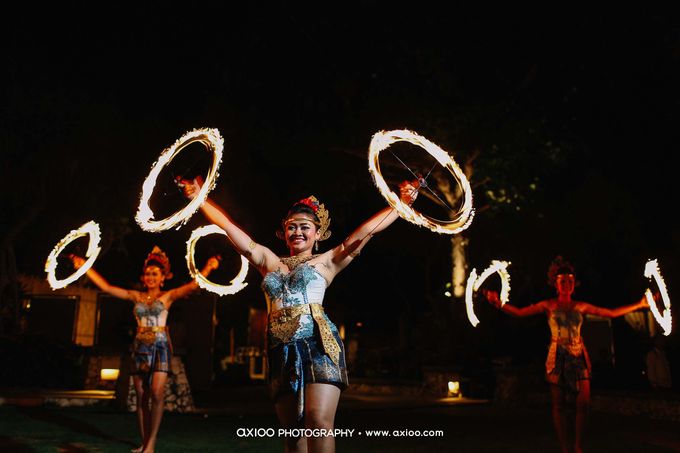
[
  {"x1": 157, "y1": 290, "x2": 172, "y2": 303},
  {"x1": 573, "y1": 301, "x2": 594, "y2": 312},
  {"x1": 311, "y1": 251, "x2": 337, "y2": 283},
  {"x1": 261, "y1": 247, "x2": 284, "y2": 269},
  {"x1": 127, "y1": 290, "x2": 142, "y2": 303},
  {"x1": 536, "y1": 299, "x2": 553, "y2": 312},
  {"x1": 313, "y1": 250, "x2": 334, "y2": 268},
  {"x1": 536, "y1": 299, "x2": 551, "y2": 307},
  {"x1": 311, "y1": 251, "x2": 334, "y2": 274}
]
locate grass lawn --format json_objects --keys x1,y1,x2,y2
[{"x1": 1, "y1": 401, "x2": 679, "y2": 452}]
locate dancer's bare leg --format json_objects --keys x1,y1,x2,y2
[
  {"x1": 574, "y1": 380, "x2": 591, "y2": 453},
  {"x1": 132, "y1": 376, "x2": 150, "y2": 453},
  {"x1": 275, "y1": 393, "x2": 307, "y2": 453},
  {"x1": 141, "y1": 372, "x2": 168, "y2": 453},
  {"x1": 550, "y1": 384, "x2": 570, "y2": 453},
  {"x1": 305, "y1": 384, "x2": 341, "y2": 453}
]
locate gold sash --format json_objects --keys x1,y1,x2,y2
[
  {"x1": 136, "y1": 326, "x2": 168, "y2": 345},
  {"x1": 270, "y1": 304, "x2": 341, "y2": 365}
]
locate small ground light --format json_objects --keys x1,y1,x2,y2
[
  {"x1": 100, "y1": 369, "x2": 120, "y2": 381},
  {"x1": 448, "y1": 381, "x2": 461, "y2": 397}
]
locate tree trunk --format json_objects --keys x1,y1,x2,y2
[
  {"x1": 434, "y1": 153, "x2": 476, "y2": 299},
  {"x1": 451, "y1": 234, "x2": 469, "y2": 298}
]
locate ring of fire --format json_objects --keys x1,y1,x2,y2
[
  {"x1": 186, "y1": 224, "x2": 249, "y2": 296},
  {"x1": 368, "y1": 129, "x2": 474, "y2": 234},
  {"x1": 136, "y1": 128, "x2": 224, "y2": 232}
]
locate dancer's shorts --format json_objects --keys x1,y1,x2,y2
[
  {"x1": 131, "y1": 327, "x2": 172, "y2": 383},
  {"x1": 268, "y1": 329, "x2": 348, "y2": 421}
]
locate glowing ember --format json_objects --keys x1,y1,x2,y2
[
  {"x1": 186, "y1": 224, "x2": 249, "y2": 296},
  {"x1": 644, "y1": 259, "x2": 672, "y2": 336},
  {"x1": 136, "y1": 128, "x2": 224, "y2": 232},
  {"x1": 45, "y1": 220, "x2": 102, "y2": 290},
  {"x1": 464, "y1": 260, "x2": 511, "y2": 327},
  {"x1": 368, "y1": 129, "x2": 474, "y2": 234}
]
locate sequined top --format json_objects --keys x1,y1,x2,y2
[
  {"x1": 547, "y1": 308, "x2": 584, "y2": 352},
  {"x1": 134, "y1": 300, "x2": 169, "y2": 341},
  {"x1": 262, "y1": 263, "x2": 335, "y2": 347},
  {"x1": 545, "y1": 306, "x2": 589, "y2": 377}
]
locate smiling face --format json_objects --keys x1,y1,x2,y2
[
  {"x1": 142, "y1": 265, "x2": 165, "y2": 290},
  {"x1": 283, "y1": 214, "x2": 321, "y2": 255},
  {"x1": 555, "y1": 273, "x2": 575, "y2": 298}
]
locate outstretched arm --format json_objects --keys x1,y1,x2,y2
[
  {"x1": 181, "y1": 178, "x2": 279, "y2": 274},
  {"x1": 580, "y1": 295, "x2": 649, "y2": 318},
  {"x1": 326, "y1": 181, "x2": 419, "y2": 274},
  {"x1": 69, "y1": 255, "x2": 133, "y2": 301},
  {"x1": 165, "y1": 256, "x2": 220, "y2": 304},
  {"x1": 484, "y1": 290, "x2": 547, "y2": 317}
]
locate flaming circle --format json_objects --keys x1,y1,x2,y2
[
  {"x1": 136, "y1": 127, "x2": 224, "y2": 232},
  {"x1": 45, "y1": 221, "x2": 102, "y2": 290},
  {"x1": 368, "y1": 129, "x2": 474, "y2": 234},
  {"x1": 644, "y1": 259, "x2": 672, "y2": 336},
  {"x1": 186, "y1": 224, "x2": 249, "y2": 296},
  {"x1": 465, "y1": 260, "x2": 511, "y2": 327}
]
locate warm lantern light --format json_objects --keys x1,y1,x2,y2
[
  {"x1": 447, "y1": 381, "x2": 461, "y2": 397},
  {"x1": 100, "y1": 368, "x2": 120, "y2": 381}
]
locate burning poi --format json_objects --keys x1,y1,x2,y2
[
  {"x1": 45, "y1": 220, "x2": 102, "y2": 289},
  {"x1": 368, "y1": 129, "x2": 474, "y2": 234},
  {"x1": 465, "y1": 260, "x2": 511, "y2": 327},
  {"x1": 136, "y1": 127, "x2": 224, "y2": 232},
  {"x1": 186, "y1": 224, "x2": 249, "y2": 296},
  {"x1": 644, "y1": 259, "x2": 672, "y2": 336}
]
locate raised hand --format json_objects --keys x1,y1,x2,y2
[
  {"x1": 399, "y1": 179, "x2": 420, "y2": 206},
  {"x1": 176, "y1": 175, "x2": 204, "y2": 200},
  {"x1": 482, "y1": 289, "x2": 502, "y2": 308},
  {"x1": 205, "y1": 255, "x2": 221, "y2": 272},
  {"x1": 68, "y1": 254, "x2": 86, "y2": 270}
]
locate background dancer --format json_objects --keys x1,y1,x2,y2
[
  {"x1": 484, "y1": 255, "x2": 651, "y2": 453},
  {"x1": 71, "y1": 247, "x2": 219, "y2": 453}
]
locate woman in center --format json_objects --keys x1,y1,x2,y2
[{"x1": 183, "y1": 179, "x2": 417, "y2": 452}]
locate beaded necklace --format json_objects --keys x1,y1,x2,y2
[{"x1": 280, "y1": 254, "x2": 319, "y2": 271}]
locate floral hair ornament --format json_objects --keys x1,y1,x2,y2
[
  {"x1": 279, "y1": 195, "x2": 332, "y2": 242},
  {"x1": 144, "y1": 245, "x2": 173, "y2": 279}
]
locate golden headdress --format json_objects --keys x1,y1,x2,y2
[
  {"x1": 144, "y1": 245, "x2": 173, "y2": 279},
  {"x1": 283, "y1": 195, "x2": 331, "y2": 241}
]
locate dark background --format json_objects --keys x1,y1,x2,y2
[{"x1": 2, "y1": 5, "x2": 678, "y2": 387}]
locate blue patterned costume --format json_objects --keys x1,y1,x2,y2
[
  {"x1": 262, "y1": 262, "x2": 348, "y2": 421},
  {"x1": 545, "y1": 308, "x2": 591, "y2": 393},
  {"x1": 131, "y1": 299, "x2": 172, "y2": 384}
]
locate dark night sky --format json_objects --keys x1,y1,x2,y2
[{"x1": 3, "y1": 6, "x2": 679, "y2": 374}]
